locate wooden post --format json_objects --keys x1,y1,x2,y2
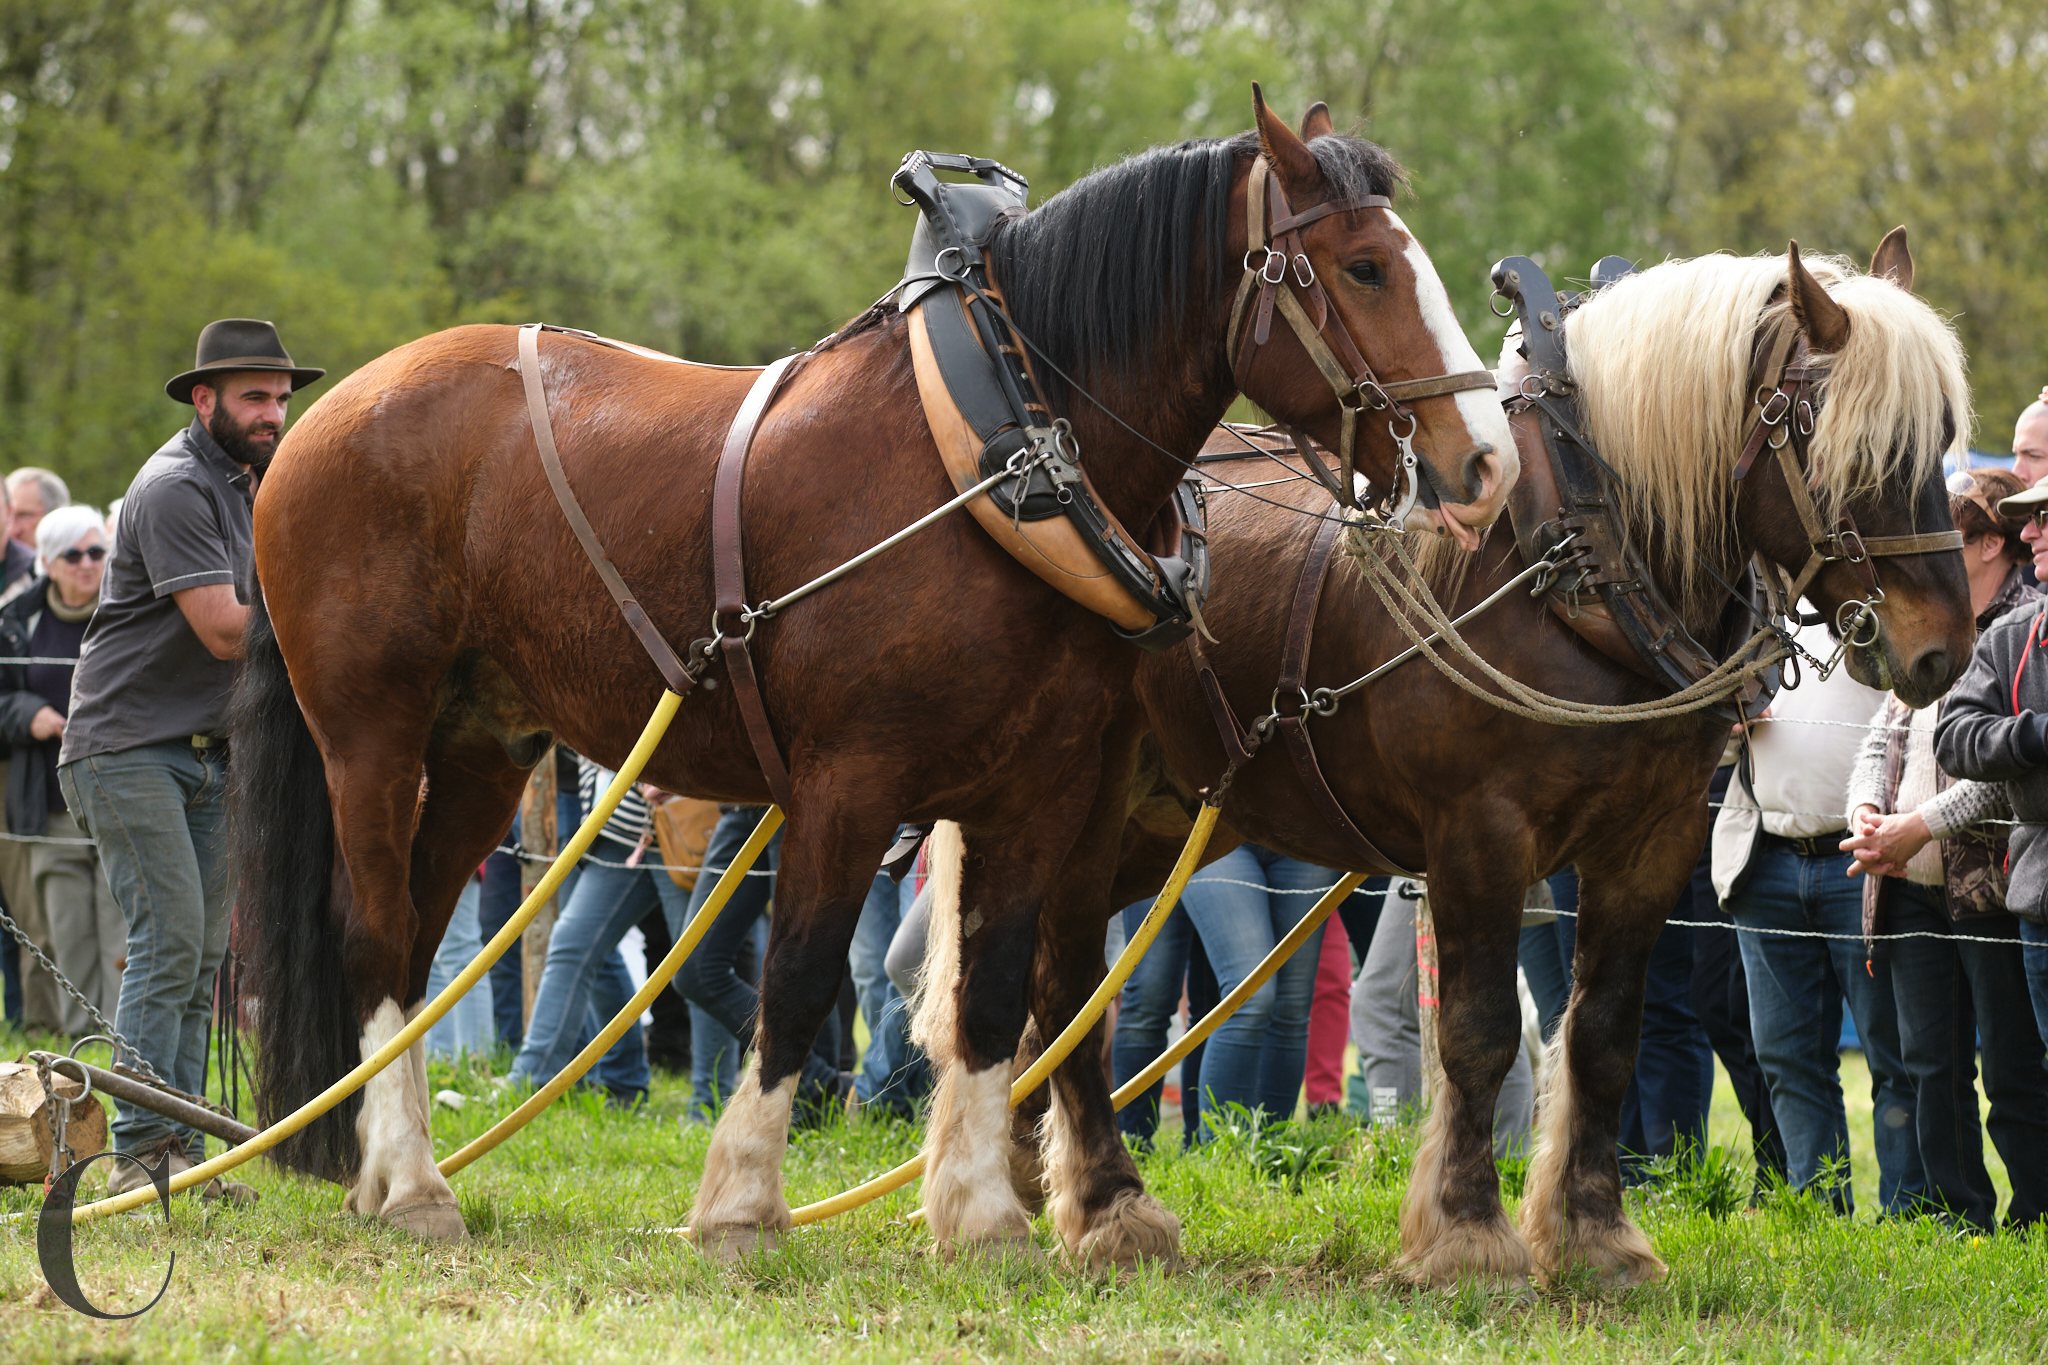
[
  {"x1": 519, "y1": 749, "x2": 560, "y2": 1029},
  {"x1": 1414, "y1": 881, "x2": 1441, "y2": 1111}
]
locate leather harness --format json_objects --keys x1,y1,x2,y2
[{"x1": 1226, "y1": 155, "x2": 1495, "y2": 516}]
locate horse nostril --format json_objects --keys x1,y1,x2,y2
[
  {"x1": 1459, "y1": 444, "x2": 1496, "y2": 503},
  {"x1": 1912, "y1": 648, "x2": 1952, "y2": 698}
]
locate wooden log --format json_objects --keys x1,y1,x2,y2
[
  {"x1": 519, "y1": 750, "x2": 560, "y2": 1028},
  {"x1": 0, "y1": 1060, "x2": 108, "y2": 1185}
]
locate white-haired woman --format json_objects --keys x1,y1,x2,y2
[{"x1": 0, "y1": 504, "x2": 118, "y2": 1033}]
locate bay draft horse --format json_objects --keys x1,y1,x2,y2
[
  {"x1": 232, "y1": 90, "x2": 1517, "y2": 1251},
  {"x1": 952, "y1": 234, "x2": 1975, "y2": 1276}
]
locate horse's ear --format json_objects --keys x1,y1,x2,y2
[
  {"x1": 1299, "y1": 100, "x2": 1336, "y2": 142},
  {"x1": 1869, "y1": 226, "x2": 1914, "y2": 293},
  {"x1": 1252, "y1": 82, "x2": 1322, "y2": 193},
  {"x1": 1788, "y1": 240, "x2": 1852, "y2": 353}
]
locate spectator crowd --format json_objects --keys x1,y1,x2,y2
[{"x1": 5, "y1": 320, "x2": 2048, "y2": 1235}]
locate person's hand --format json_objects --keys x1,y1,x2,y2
[
  {"x1": 29, "y1": 706, "x2": 65, "y2": 741},
  {"x1": 1840, "y1": 808, "x2": 1932, "y2": 878},
  {"x1": 1731, "y1": 704, "x2": 1773, "y2": 738}
]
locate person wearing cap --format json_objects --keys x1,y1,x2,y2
[
  {"x1": 57, "y1": 319, "x2": 322, "y2": 1200},
  {"x1": 1936, "y1": 473, "x2": 2048, "y2": 1066}
]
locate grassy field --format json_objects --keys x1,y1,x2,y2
[{"x1": 4, "y1": 1023, "x2": 2046, "y2": 1364}]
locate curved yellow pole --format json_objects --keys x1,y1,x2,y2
[
  {"x1": 441, "y1": 806, "x2": 782, "y2": 1176},
  {"x1": 66, "y1": 690, "x2": 687, "y2": 1225},
  {"x1": 1111, "y1": 872, "x2": 1363, "y2": 1106},
  {"x1": 783, "y1": 803, "x2": 1222, "y2": 1227}
]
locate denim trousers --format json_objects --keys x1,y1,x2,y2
[
  {"x1": 1885, "y1": 882, "x2": 2048, "y2": 1230},
  {"x1": 1730, "y1": 841, "x2": 1925, "y2": 1214},
  {"x1": 60, "y1": 743, "x2": 231, "y2": 1156},
  {"x1": 1111, "y1": 902, "x2": 1194, "y2": 1145},
  {"x1": 510, "y1": 831, "x2": 690, "y2": 1100},
  {"x1": 673, "y1": 806, "x2": 841, "y2": 1102},
  {"x1": 847, "y1": 869, "x2": 928, "y2": 1116},
  {"x1": 424, "y1": 879, "x2": 495, "y2": 1057},
  {"x1": 1114, "y1": 845, "x2": 1332, "y2": 1136},
  {"x1": 2022, "y1": 919, "x2": 2048, "y2": 1056}
]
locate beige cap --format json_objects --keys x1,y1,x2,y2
[{"x1": 1997, "y1": 474, "x2": 2048, "y2": 516}]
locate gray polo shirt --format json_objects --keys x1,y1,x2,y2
[{"x1": 61, "y1": 420, "x2": 255, "y2": 765}]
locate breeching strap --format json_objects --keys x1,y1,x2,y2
[
  {"x1": 520, "y1": 324, "x2": 698, "y2": 695},
  {"x1": 59, "y1": 689, "x2": 692, "y2": 1225}
]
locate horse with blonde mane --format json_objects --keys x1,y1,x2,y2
[{"x1": 926, "y1": 231, "x2": 1975, "y2": 1278}]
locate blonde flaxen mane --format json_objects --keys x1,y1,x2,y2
[{"x1": 1562, "y1": 251, "x2": 1971, "y2": 611}]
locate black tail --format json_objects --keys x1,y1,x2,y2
[{"x1": 231, "y1": 590, "x2": 361, "y2": 1181}]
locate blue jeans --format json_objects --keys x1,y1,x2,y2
[
  {"x1": 510, "y1": 832, "x2": 690, "y2": 1101},
  {"x1": 1109, "y1": 844, "x2": 1333, "y2": 1136},
  {"x1": 1730, "y1": 841, "x2": 1925, "y2": 1214},
  {"x1": 60, "y1": 743, "x2": 231, "y2": 1156},
  {"x1": 2022, "y1": 919, "x2": 2048, "y2": 1056},
  {"x1": 674, "y1": 807, "x2": 841, "y2": 1105},
  {"x1": 424, "y1": 879, "x2": 495, "y2": 1057},
  {"x1": 1111, "y1": 903, "x2": 1195, "y2": 1145},
  {"x1": 848, "y1": 869, "x2": 928, "y2": 1116}
]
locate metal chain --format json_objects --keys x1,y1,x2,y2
[
  {"x1": 35, "y1": 1054, "x2": 81, "y2": 1181},
  {"x1": 0, "y1": 900, "x2": 171, "y2": 1090}
]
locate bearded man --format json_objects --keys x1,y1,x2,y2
[{"x1": 59, "y1": 319, "x2": 321, "y2": 1199}]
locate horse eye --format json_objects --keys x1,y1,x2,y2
[{"x1": 1347, "y1": 260, "x2": 1384, "y2": 288}]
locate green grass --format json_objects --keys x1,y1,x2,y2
[{"x1": 4, "y1": 1024, "x2": 2047, "y2": 1363}]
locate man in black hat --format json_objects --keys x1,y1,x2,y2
[{"x1": 58, "y1": 319, "x2": 322, "y2": 1199}]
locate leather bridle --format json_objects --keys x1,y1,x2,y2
[
  {"x1": 1732, "y1": 320, "x2": 1963, "y2": 650},
  {"x1": 1225, "y1": 154, "x2": 1495, "y2": 517}
]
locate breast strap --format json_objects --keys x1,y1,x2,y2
[{"x1": 1191, "y1": 509, "x2": 1421, "y2": 878}]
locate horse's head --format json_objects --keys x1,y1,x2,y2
[
  {"x1": 1741, "y1": 231, "x2": 1974, "y2": 707},
  {"x1": 1230, "y1": 87, "x2": 1517, "y2": 551}
]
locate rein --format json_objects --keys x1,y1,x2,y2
[{"x1": 1225, "y1": 154, "x2": 1494, "y2": 518}]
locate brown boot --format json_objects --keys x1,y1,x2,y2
[{"x1": 103, "y1": 1139, "x2": 259, "y2": 1207}]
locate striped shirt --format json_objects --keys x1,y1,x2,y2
[{"x1": 577, "y1": 756, "x2": 653, "y2": 851}]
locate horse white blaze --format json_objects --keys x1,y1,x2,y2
[
  {"x1": 347, "y1": 997, "x2": 457, "y2": 1220},
  {"x1": 1389, "y1": 211, "x2": 1519, "y2": 528}
]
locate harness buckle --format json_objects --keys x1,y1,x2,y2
[
  {"x1": 1830, "y1": 528, "x2": 1868, "y2": 564},
  {"x1": 1252, "y1": 247, "x2": 1287, "y2": 286},
  {"x1": 1797, "y1": 398, "x2": 1816, "y2": 435},
  {"x1": 1757, "y1": 390, "x2": 1792, "y2": 426},
  {"x1": 1350, "y1": 379, "x2": 1392, "y2": 412},
  {"x1": 1292, "y1": 253, "x2": 1316, "y2": 289}
]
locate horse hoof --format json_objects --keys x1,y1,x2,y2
[
  {"x1": 697, "y1": 1225, "x2": 782, "y2": 1262},
  {"x1": 384, "y1": 1200, "x2": 467, "y2": 1242},
  {"x1": 942, "y1": 1228, "x2": 1047, "y2": 1267},
  {"x1": 1073, "y1": 1190, "x2": 1182, "y2": 1274}
]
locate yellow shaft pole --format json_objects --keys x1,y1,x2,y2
[
  {"x1": 441, "y1": 806, "x2": 783, "y2": 1176},
  {"x1": 67, "y1": 690, "x2": 687, "y2": 1225},
  {"x1": 784, "y1": 803, "x2": 1221, "y2": 1227}
]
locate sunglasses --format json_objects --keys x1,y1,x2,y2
[{"x1": 56, "y1": 546, "x2": 107, "y2": 565}]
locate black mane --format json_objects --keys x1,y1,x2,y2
[{"x1": 986, "y1": 130, "x2": 1407, "y2": 406}]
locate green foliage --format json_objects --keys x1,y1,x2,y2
[
  {"x1": 1634, "y1": 1139, "x2": 1750, "y2": 1221},
  {"x1": 1, "y1": 0, "x2": 2041, "y2": 505}
]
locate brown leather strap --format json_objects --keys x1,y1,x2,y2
[
  {"x1": 1378, "y1": 371, "x2": 1495, "y2": 402},
  {"x1": 1274, "y1": 514, "x2": 1423, "y2": 877},
  {"x1": 1189, "y1": 633, "x2": 1256, "y2": 768},
  {"x1": 713, "y1": 355, "x2": 799, "y2": 811},
  {"x1": 519, "y1": 324, "x2": 697, "y2": 695}
]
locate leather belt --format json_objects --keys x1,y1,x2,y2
[{"x1": 1761, "y1": 829, "x2": 1849, "y2": 859}]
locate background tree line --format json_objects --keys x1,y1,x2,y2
[{"x1": 2, "y1": 0, "x2": 2041, "y2": 502}]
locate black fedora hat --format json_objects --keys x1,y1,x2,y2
[{"x1": 166, "y1": 318, "x2": 326, "y2": 404}]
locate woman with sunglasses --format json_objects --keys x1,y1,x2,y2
[{"x1": 0, "y1": 503, "x2": 117, "y2": 1035}]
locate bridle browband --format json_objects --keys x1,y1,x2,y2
[
  {"x1": 1731, "y1": 317, "x2": 1963, "y2": 650},
  {"x1": 1226, "y1": 153, "x2": 1495, "y2": 518}
]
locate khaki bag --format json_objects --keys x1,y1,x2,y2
[{"x1": 651, "y1": 798, "x2": 723, "y2": 890}]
